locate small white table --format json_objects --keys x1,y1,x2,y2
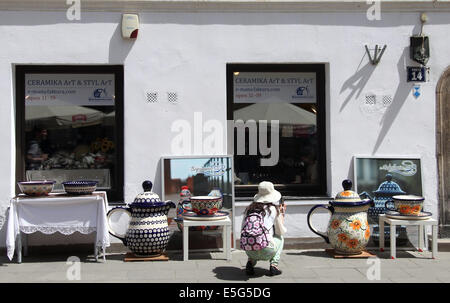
[
  {"x1": 379, "y1": 214, "x2": 438, "y2": 259},
  {"x1": 182, "y1": 216, "x2": 232, "y2": 261},
  {"x1": 6, "y1": 192, "x2": 110, "y2": 263}
]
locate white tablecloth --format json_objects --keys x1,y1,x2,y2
[{"x1": 6, "y1": 191, "x2": 110, "y2": 260}]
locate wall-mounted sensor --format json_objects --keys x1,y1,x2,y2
[{"x1": 122, "y1": 14, "x2": 139, "y2": 39}]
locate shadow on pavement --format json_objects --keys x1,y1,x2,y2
[
  {"x1": 285, "y1": 250, "x2": 329, "y2": 258},
  {"x1": 213, "y1": 266, "x2": 274, "y2": 281}
]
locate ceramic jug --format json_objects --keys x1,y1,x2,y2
[
  {"x1": 107, "y1": 180, "x2": 175, "y2": 256},
  {"x1": 307, "y1": 180, "x2": 374, "y2": 255}
]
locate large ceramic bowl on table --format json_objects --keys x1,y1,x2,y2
[
  {"x1": 62, "y1": 180, "x2": 98, "y2": 195},
  {"x1": 18, "y1": 180, "x2": 56, "y2": 196},
  {"x1": 189, "y1": 196, "x2": 222, "y2": 216}
]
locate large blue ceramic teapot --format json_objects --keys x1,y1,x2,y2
[{"x1": 107, "y1": 180, "x2": 175, "y2": 256}]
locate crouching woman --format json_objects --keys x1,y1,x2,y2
[{"x1": 240, "y1": 181, "x2": 287, "y2": 276}]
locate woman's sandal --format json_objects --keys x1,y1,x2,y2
[{"x1": 269, "y1": 264, "x2": 282, "y2": 276}]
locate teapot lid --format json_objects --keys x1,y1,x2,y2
[
  {"x1": 334, "y1": 180, "x2": 363, "y2": 202},
  {"x1": 331, "y1": 180, "x2": 371, "y2": 206},
  {"x1": 373, "y1": 174, "x2": 406, "y2": 195},
  {"x1": 131, "y1": 180, "x2": 165, "y2": 207}
]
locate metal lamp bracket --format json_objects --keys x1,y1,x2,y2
[{"x1": 365, "y1": 44, "x2": 387, "y2": 65}]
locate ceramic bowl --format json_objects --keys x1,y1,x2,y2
[
  {"x1": 62, "y1": 180, "x2": 98, "y2": 195},
  {"x1": 189, "y1": 196, "x2": 222, "y2": 216},
  {"x1": 385, "y1": 195, "x2": 425, "y2": 216},
  {"x1": 18, "y1": 180, "x2": 55, "y2": 196}
]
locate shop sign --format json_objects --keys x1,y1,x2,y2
[
  {"x1": 233, "y1": 72, "x2": 316, "y2": 103},
  {"x1": 25, "y1": 74, "x2": 115, "y2": 106}
]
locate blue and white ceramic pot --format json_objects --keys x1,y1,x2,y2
[
  {"x1": 107, "y1": 180, "x2": 175, "y2": 256},
  {"x1": 307, "y1": 180, "x2": 374, "y2": 255}
]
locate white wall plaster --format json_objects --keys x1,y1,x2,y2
[{"x1": 0, "y1": 11, "x2": 447, "y2": 246}]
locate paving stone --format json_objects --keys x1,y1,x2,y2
[
  {"x1": 312, "y1": 267, "x2": 366, "y2": 279},
  {"x1": 2, "y1": 250, "x2": 450, "y2": 282}
]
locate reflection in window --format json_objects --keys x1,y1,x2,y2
[{"x1": 233, "y1": 103, "x2": 319, "y2": 186}]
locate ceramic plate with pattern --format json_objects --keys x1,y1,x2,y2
[
  {"x1": 385, "y1": 210, "x2": 432, "y2": 220},
  {"x1": 182, "y1": 210, "x2": 229, "y2": 221}
]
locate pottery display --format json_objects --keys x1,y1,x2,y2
[
  {"x1": 62, "y1": 180, "x2": 98, "y2": 195},
  {"x1": 385, "y1": 195, "x2": 425, "y2": 216},
  {"x1": 307, "y1": 179, "x2": 374, "y2": 255},
  {"x1": 176, "y1": 186, "x2": 192, "y2": 231},
  {"x1": 360, "y1": 174, "x2": 408, "y2": 245},
  {"x1": 18, "y1": 180, "x2": 56, "y2": 196},
  {"x1": 107, "y1": 180, "x2": 175, "y2": 256},
  {"x1": 189, "y1": 196, "x2": 222, "y2": 216}
]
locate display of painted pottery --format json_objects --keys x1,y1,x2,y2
[
  {"x1": 189, "y1": 196, "x2": 222, "y2": 216},
  {"x1": 107, "y1": 180, "x2": 175, "y2": 256},
  {"x1": 307, "y1": 179, "x2": 374, "y2": 255},
  {"x1": 18, "y1": 180, "x2": 55, "y2": 196},
  {"x1": 359, "y1": 174, "x2": 408, "y2": 245},
  {"x1": 385, "y1": 195, "x2": 425, "y2": 216},
  {"x1": 62, "y1": 180, "x2": 98, "y2": 195},
  {"x1": 176, "y1": 186, "x2": 192, "y2": 231}
]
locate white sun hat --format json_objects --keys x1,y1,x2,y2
[{"x1": 253, "y1": 181, "x2": 282, "y2": 204}]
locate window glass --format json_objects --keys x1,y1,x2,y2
[
  {"x1": 23, "y1": 73, "x2": 117, "y2": 192},
  {"x1": 228, "y1": 66, "x2": 325, "y2": 197}
]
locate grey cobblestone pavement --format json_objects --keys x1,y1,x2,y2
[{"x1": 1, "y1": 249, "x2": 449, "y2": 283}]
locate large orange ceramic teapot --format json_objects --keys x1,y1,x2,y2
[{"x1": 307, "y1": 179, "x2": 374, "y2": 255}]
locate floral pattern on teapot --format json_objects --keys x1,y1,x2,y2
[{"x1": 327, "y1": 210, "x2": 371, "y2": 254}]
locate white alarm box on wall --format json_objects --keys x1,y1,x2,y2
[{"x1": 122, "y1": 14, "x2": 139, "y2": 39}]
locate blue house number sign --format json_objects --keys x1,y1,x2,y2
[{"x1": 407, "y1": 66, "x2": 426, "y2": 82}]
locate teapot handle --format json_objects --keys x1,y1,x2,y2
[
  {"x1": 307, "y1": 204, "x2": 334, "y2": 244},
  {"x1": 384, "y1": 198, "x2": 396, "y2": 211},
  {"x1": 106, "y1": 207, "x2": 131, "y2": 245}
]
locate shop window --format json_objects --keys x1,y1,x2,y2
[
  {"x1": 15, "y1": 65, "x2": 124, "y2": 202},
  {"x1": 227, "y1": 64, "x2": 326, "y2": 197}
]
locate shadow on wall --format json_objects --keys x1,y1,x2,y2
[
  {"x1": 109, "y1": 22, "x2": 135, "y2": 63},
  {"x1": 339, "y1": 59, "x2": 376, "y2": 112},
  {"x1": 371, "y1": 46, "x2": 412, "y2": 154}
]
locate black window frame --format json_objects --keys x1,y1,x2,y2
[
  {"x1": 15, "y1": 65, "x2": 124, "y2": 203},
  {"x1": 227, "y1": 63, "x2": 327, "y2": 198}
]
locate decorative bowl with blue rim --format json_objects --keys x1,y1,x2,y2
[
  {"x1": 62, "y1": 180, "x2": 98, "y2": 195},
  {"x1": 18, "y1": 180, "x2": 56, "y2": 196}
]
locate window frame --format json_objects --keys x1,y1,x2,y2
[
  {"x1": 15, "y1": 65, "x2": 124, "y2": 202},
  {"x1": 226, "y1": 63, "x2": 327, "y2": 198}
]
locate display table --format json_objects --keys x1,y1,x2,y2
[
  {"x1": 6, "y1": 191, "x2": 110, "y2": 263},
  {"x1": 379, "y1": 214, "x2": 438, "y2": 259},
  {"x1": 182, "y1": 217, "x2": 232, "y2": 261}
]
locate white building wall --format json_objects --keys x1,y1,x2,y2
[{"x1": 0, "y1": 10, "x2": 448, "y2": 246}]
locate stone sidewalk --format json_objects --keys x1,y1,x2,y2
[{"x1": 1, "y1": 249, "x2": 449, "y2": 283}]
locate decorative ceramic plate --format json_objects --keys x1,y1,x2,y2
[
  {"x1": 182, "y1": 210, "x2": 229, "y2": 221},
  {"x1": 385, "y1": 210, "x2": 432, "y2": 220}
]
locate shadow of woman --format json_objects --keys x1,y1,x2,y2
[{"x1": 213, "y1": 266, "x2": 270, "y2": 281}]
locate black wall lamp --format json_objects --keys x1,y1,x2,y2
[{"x1": 410, "y1": 13, "x2": 430, "y2": 66}]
